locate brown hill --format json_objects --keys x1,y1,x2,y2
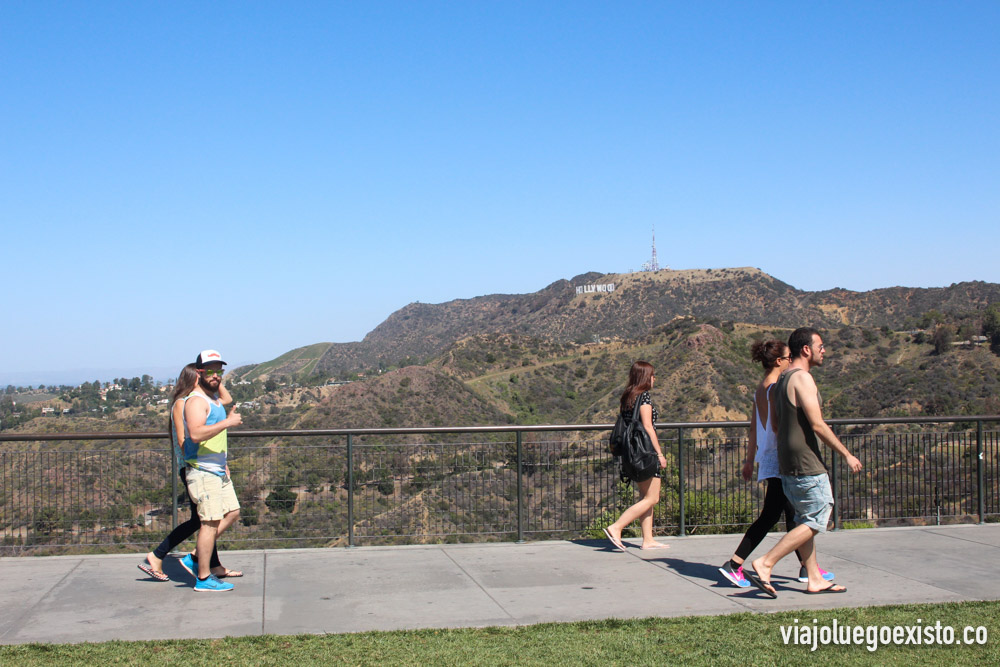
[
  {"x1": 237, "y1": 267, "x2": 1000, "y2": 380},
  {"x1": 296, "y1": 365, "x2": 514, "y2": 430}
]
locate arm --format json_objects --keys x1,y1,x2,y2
[
  {"x1": 743, "y1": 399, "x2": 757, "y2": 481},
  {"x1": 639, "y1": 404, "x2": 668, "y2": 468},
  {"x1": 790, "y1": 373, "x2": 863, "y2": 473},
  {"x1": 184, "y1": 395, "x2": 242, "y2": 443},
  {"x1": 218, "y1": 381, "x2": 233, "y2": 406},
  {"x1": 171, "y1": 400, "x2": 186, "y2": 451}
]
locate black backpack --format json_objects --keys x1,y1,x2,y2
[{"x1": 613, "y1": 397, "x2": 659, "y2": 482}]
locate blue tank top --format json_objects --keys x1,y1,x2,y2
[{"x1": 183, "y1": 390, "x2": 228, "y2": 476}]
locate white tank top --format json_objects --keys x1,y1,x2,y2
[{"x1": 754, "y1": 384, "x2": 780, "y2": 480}]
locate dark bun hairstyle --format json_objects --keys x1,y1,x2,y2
[{"x1": 750, "y1": 339, "x2": 788, "y2": 371}]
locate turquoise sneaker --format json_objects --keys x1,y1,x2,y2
[
  {"x1": 194, "y1": 574, "x2": 234, "y2": 592},
  {"x1": 179, "y1": 553, "x2": 196, "y2": 577},
  {"x1": 798, "y1": 566, "x2": 835, "y2": 583}
]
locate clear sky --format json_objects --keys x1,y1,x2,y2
[{"x1": 2, "y1": 2, "x2": 998, "y2": 385}]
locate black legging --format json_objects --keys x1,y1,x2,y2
[
  {"x1": 734, "y1": 477, "x2": 804, "y2": 563},
  {"x1": 152, "y1": 469, "x2": 221, "y2": 568}
]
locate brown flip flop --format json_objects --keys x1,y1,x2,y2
[{"x1": 138, "y1": 562, "x2": 169, "y2": 582}]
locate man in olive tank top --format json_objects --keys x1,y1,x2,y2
[{"x1": 747, "y1": 328, "x2": 863, "y2": 597}]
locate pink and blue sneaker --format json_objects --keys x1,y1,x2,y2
[
  {"x1": 798, "y1": 566, "x2": 835, "y2": 583},
  {"x1": 719, "y1": 561, "x2": 751, "y2": 588}
]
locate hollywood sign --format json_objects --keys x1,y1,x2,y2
[{"x1": 576, "y1": 283, "x2": 616, "y2": 295}]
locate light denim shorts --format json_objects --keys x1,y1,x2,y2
[{"x1": 780, "y1": 473, "x2": 834, "y2": 533}]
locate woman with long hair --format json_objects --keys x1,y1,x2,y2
[
  {"x1": 137, "y1": 364, "x2": 241, "y2": 580},
  {"x1": 602, "y1": 360, "x2": 669, "y2": 550},
  {"x1": 717, "y1": 339, "x2": 835, "y2": 588}
]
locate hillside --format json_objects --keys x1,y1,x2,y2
[
  {"x1": 233, "y1": 268, "x2": 1000, "y2": 381},
  {"x1": 295, "y1": 366, "x2": 514, "y2": 430},
  {"x1": 237, "y1": 343, "x2": 333, "y2": 381},
  {"x1": 446, "y1": 320, "x2": 1000, "y2": 426},
  {"x1": 254, "y1": 319, "x2": 1000, "y2": 430}
]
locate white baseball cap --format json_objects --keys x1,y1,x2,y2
[{"x1": 195, "y1": 349, "x2": 227, "y2": 368}]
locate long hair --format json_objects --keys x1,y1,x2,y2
[
  {"x1": 171, "y1": 364, "x2": 199, "y2": 402},
  {"x1": 620, "y1": 360, "x2": 654, "y2": 413},
  {"x1": 750, "y1": 339, "x2": 788, "y2": 371},
  {"x1": 167, "y1": 364, "x2": 199, "y2": 432}
]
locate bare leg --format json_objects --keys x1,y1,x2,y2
[
  {"x1": 607, "y1": 477, "x2": 667, "y2": 548},
  {"x1": 749, "y1": 523, "x2": 815, "y2": 595},
  {"x1": 145, "y1": 551, "x2": 163, "y2": 572},
  {"x1": 210, "y1": 510, "x2": 242, "y2": 577},
  {"x1": 638, "y1": 478, "x2": 668, "y2": 548},
  {"x1": 195, "y1": 520, "x2": 219, "y2": 579},
  {"x1": 217, "y1": 509, "x2": 240, "y2": 537}
]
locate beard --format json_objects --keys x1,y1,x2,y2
[{"x1": 198, "y1": 375, "x2": 220, "y2": 394}]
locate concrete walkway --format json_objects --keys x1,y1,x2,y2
[{"x1": 1, "y1": 523, "x2": 998, "y2": 645}]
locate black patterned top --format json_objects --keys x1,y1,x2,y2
[{"x1": 623, "y1": 391, "x2": 658, "y2": 424}]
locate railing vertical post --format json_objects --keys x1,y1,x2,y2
[
  {"x1": 516, "y1": 431, "x2": 525, "y2": 543},
  {"x1": 978, "y1": 420, "x2": 985, "y2": 524},
  {"x1": 170, "y1": 432, "x2": 178, "y2": 530},
  {"x1": 831, "y1": 425, "x2": 839, "y2": 531},
  {"x1": 677, "y1": 427, "x2": 685, "y2": 537},
  {"x1": 347, "y1": 433, "x2": 355, "y2": 547}
]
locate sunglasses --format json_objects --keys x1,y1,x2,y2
[{"x1": 201, "y1": 369, "x2": 224, "y2": 377}]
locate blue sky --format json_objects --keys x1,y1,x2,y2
[{"x1": 2, "y1": 2, "x2": 998, "y2": 385}]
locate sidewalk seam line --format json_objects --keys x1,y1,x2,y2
[
  {"x1": 920, "y1": 527, "x2": 1000, "y2": 549},
  {"x1": 628, "y1": 547, "x2": 760, "y2": 613},
  {"x1": 0, "y1": 558, "x2": 85, "y2": 642},
  {"x1": 440, "y1": 547, "x2": 517, "y2": 621},
  {"x1": 806, "y1": 529, "x2": 971, "y2": 597},
  {"x1": 261, "y1": 550, "x2": 267, "y2": 636}
]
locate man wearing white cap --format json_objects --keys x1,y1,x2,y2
[{"x1": 182, "y1": 349, "x2": 243, "y2": 592}]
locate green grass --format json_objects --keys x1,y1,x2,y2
[
  {"x1": 843, "y1": 520, "x2": 877, "y2": 529},
  {"x1": 2, "y1": 601, "x2": 997, "y2": 665}
]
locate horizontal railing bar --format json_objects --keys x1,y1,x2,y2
[{"x1": 2, "y1": 414, "x2": 999, "y2": 442}]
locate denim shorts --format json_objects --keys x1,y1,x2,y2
[{"x1": 780, "y1": 473, "x2": 833, "y2": 533}]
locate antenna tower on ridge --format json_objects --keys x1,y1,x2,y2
[
  {"x1": 641, "y1": 226, "x2": 662, "y2": 272},
  {"x1": 650, "y1": 226, "x2": 659, "y2": 272}
]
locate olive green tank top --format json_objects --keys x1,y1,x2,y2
[{"x1": 775, "y1": 368, "x2": 827, "y2": 476}]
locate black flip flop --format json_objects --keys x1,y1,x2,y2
[{"x1": 745, "y1": 571, "x2": 778, "y2": 598}]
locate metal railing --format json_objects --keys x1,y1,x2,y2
[{"x1": 1, "y1": 416, "x2": 997, "y2": 555}]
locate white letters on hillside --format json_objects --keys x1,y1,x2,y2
[{"x1": 575, "y1": 283, "x2": 615, "y2": 295}]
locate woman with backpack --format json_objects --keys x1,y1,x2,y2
[{"x1": 603, "y1": 360, "x2": 669, "y2": 551}]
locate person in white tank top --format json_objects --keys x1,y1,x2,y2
[{"x1": 718, "y1": 340, "x2": 836, "y2": 589}]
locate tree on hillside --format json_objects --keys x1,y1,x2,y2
[
  {"x1": 921, "y1": 310, "x2": 946, "y2": 329},
  {"x1": 984, "y1": 303, "x2": 1000, "y2": 354},
  {"x1": 932, "y1": 325, "x2": 953, "y2": 355}
]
